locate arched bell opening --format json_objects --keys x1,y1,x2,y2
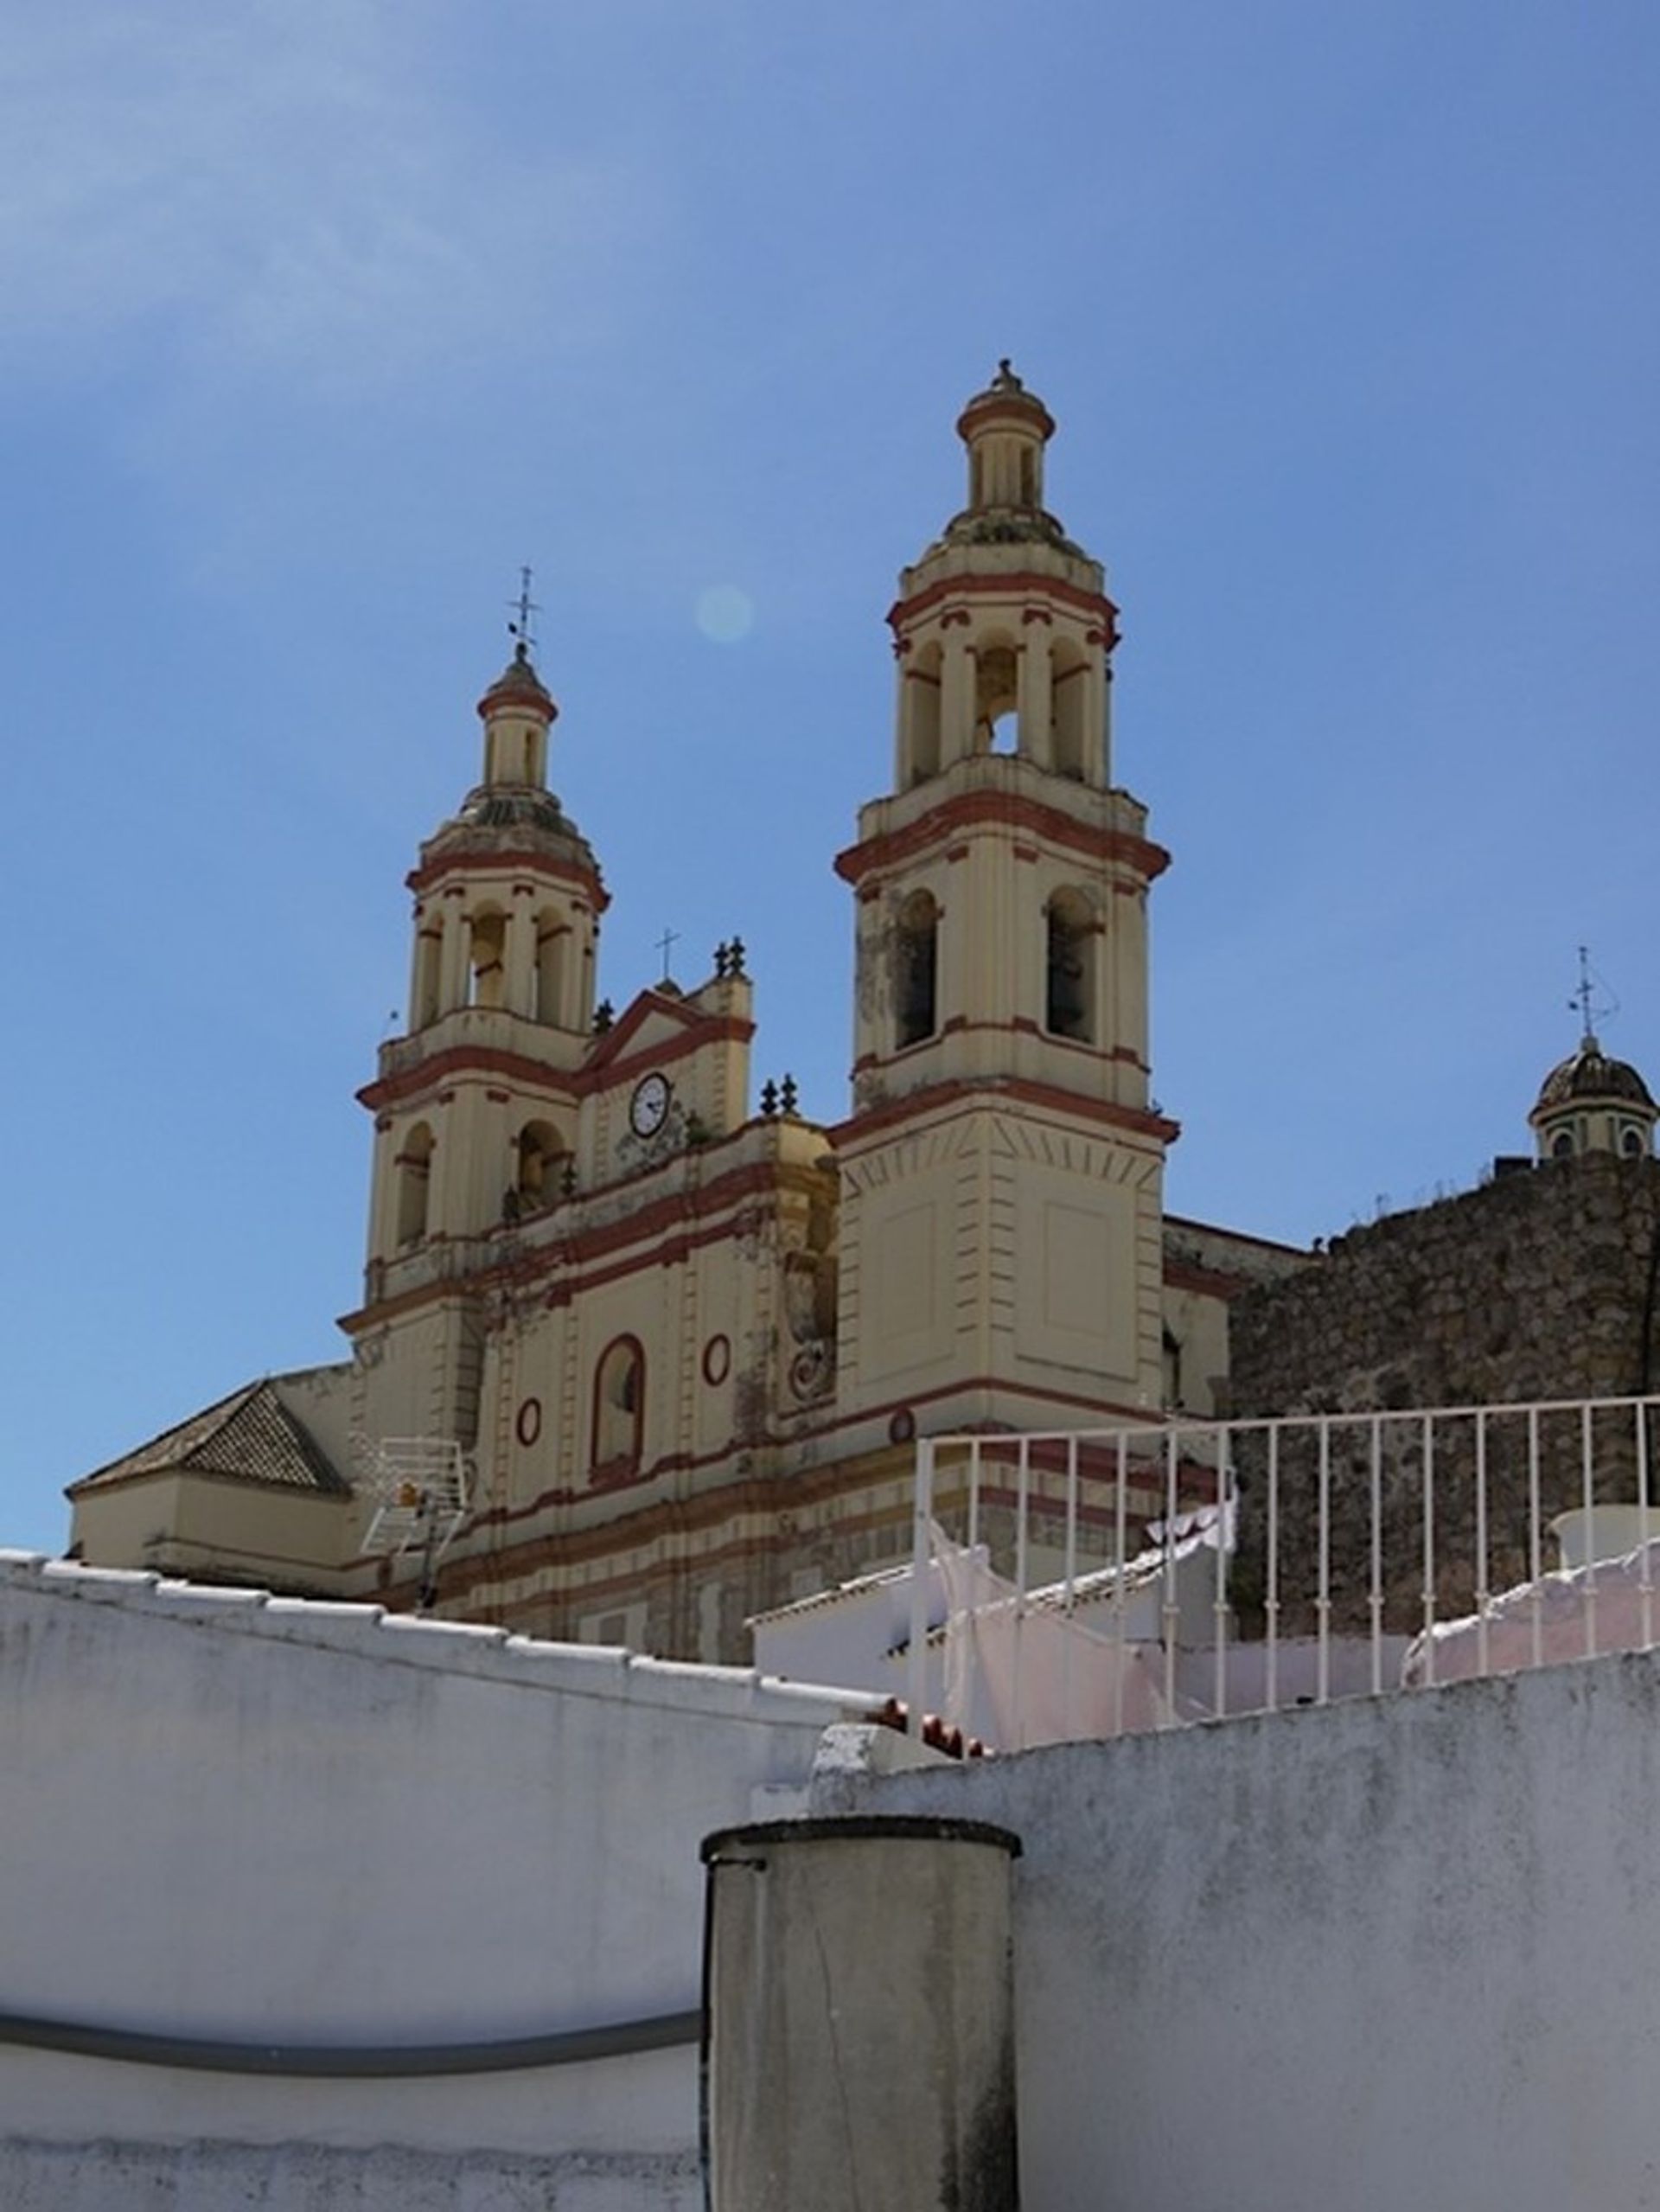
[
  {"x1": 903, "y1": 642, "x2": 943, "y2": 787},
  {"x1": 394, "y1": 1122, "x2": 435, "y2": 1246},
  {"x1": 466, "y1": 906, "x2": 508, "y2": 1010},
  {"x1": 894, "y1": 891, "x2": 940, "y2": 1049},
  {"x1": 533, "y1": 913, "x2": 569, "y2": 1026},
  {"x1": 974, "y1": 636, "x2": 1019, "y2": 756},
  {"x1": 1051, "y1": 641, "x2": 1092, "y2": 782},
  {"x1": 1044, "y1": 887, "x2": 1096, "y2": 1043},
  {"x1": 514, "y1": 1119, "x2": 570, "y2": 1210}
]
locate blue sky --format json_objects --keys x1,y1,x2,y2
[{"x1": 3, "y1": 2, "x2": 1657, "y2": 1551}]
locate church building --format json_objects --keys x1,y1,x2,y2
[{"x1": 66, "y1": 370, "x2": 1309, "y2": 1657}]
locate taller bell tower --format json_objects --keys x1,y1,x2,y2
[{"x1": 832, "y1": 367, "x2": 1176, "y2": 1437}]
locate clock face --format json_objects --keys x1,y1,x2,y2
[{"x1": 629, "y1": 1071, "x2": 672, "y2": 1138}]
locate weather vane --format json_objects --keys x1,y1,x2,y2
[{"x1": 507, "y1": 565, "x2": 540, "y2": 657}]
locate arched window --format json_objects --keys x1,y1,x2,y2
[
  {"x1": 973, "y1": 636, "x2": 1018, "y2": 754},
  {"x1": 895, "y1": 891, "x2": 939, "y2": 1049},
  {"x1": 1551, "y1": 1129, "x2": 1575, "y2": 1160},
  {"x1": 591, "y1": 1337, "x2": 645, "y2": 1480},
  {"x1": 515, "y1": 1119, "x2": 568, "y2": 1207},
  {"x1": 1045, "y1": 890, "x2": 1095, "y2": 1042},
  {"x1": 467, "y1": 908, "x2": 508, "y2": 1009},
  {"x1": 395, "y1": 1123, "x2": 434, "y2": 1245},
  {"x1": 1623, "y1": 1126, "x2": 1645, "y2": 1159}
]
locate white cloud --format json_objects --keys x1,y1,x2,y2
[{"x1": 0, "y1": 1, "x2": 662, "y2": 401}]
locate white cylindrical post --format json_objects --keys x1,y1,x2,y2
[{"x1": 701, "y1": 1817, "x2": 1022, "y2": 2212}]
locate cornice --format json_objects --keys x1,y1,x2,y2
[
  {"x1": 834, "y1": 786, "x2": 1168, "y2": 887},
  {"x1": 888, "y1": 568, "x2": 1119, "y2": 643},
  {"x1": 828, "y1": 1076, "x2": 1179, "y2": 1151}
]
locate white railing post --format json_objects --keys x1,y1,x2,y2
[
  {"x1": 908, "y1": 1437, "x2": 935, "y2": 1738},
  {"x1": 1315, "y1": 1421, "x2": 1332, "y2": 1706},
  {"x1": 1581, "y1": 1402, "x2": 1598, "y2": 1660},
  {"x1": 1528, "y1": 1407, "x2": 1543, "y2": 1673},
  {"x1": 1474, "y1": 1410, "x2": 1491, "y2": 1680},
  {"x1": 1112, "y1": 1430, "x2": 1129, "y2": 1740},
  {"x1": 1640, "y1": 1400, "x2": 1655, "y2": 1654},
  {"x1": 1265, "y1": 1423, "x2": 1281, "y2": 1716},
  {"x1": 1369, "y1": 1417, "x2": 1384, "y2": 1697},
  {"x1": 1162, "y1": 1429, "x2": 1180, "y2": 1721},
  {"x1": 1214, "y1": 1425, "x2": 1231, "y2": 1721},
  {"x1": 1420, "y1": 1414, "x2": 1438, "y2": 1689}
]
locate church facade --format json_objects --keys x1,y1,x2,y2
[{"x1": 67, "y1": 369, "x2": 1306, "y2": 1658}]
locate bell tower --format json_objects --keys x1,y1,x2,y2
[
  {"x1": 832, "y1": 368, "x2": 1176, "y2": 1437},
  {"x1": 348, "y1": 628, "x2": 608, "y2": 1446}
]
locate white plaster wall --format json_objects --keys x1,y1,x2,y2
[
  {"x1": 815, "y1": 1650, "x2": 1660, "y2": 2212},
  {"x1": 0, "y1": 1553, "x2": 865, "y2": 2205}
]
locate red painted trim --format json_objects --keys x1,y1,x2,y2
[
  {"x1": 360, "y1": 1050, "x2": 582, "y2": 1115},
  {"x1": 890, "y1": 572, "x2": 1118, "y2": 644},
  {"x1": 404, "y1": 1403, "x2": 1174, "y2": 1598},
  {"x1": 359, "y1": 1007, "x2": 754, "y2": 1116},
  {"x1": 1162, "y1": 1258, "x2": 1248, "y2": 1300},
  {"x1": 408, "y1": 847, "x2": 609, "y2": 910},
  {"x1": 834, "y1": 790, "x2": 1168, "y2": 888},
  {"x1": 341, "y1": 1151, "x2": 833, "y2": 1333},
  {"x1": 830, "y1": 1076, "x2": 1178, "y2": 1148}
]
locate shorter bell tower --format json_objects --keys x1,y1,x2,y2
[
  {"x1": 832, "y1": 368, "x2": 1176, "y2": 1441},
  {"x1": 348, "y1": 628, "x2": 608, "y2": 1447}
]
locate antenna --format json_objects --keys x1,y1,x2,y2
[
  {"x1": 360, "y1": 1436, "x2": 472, "y2": 1610},
  {"x1": 507, "y1": 564, "x2": 540, "y2": 657},
  {"x1": 1569, "y1": 945, "x2": 1618, "y2": 1046}
]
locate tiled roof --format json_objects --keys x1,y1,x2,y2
[
  {"x1": 1534, "y1": 1039, "x2": 1657, "y2": 1115},
  {"x1": 69, "y1": 1381, "x2": 348, "y2": 1499}
]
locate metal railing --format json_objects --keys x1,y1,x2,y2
[{"x1": 908, "y1": 1396, "x2": 1660, "y2": 1749}]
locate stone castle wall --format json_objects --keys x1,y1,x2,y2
[{"x1": 1224, "y1": 1154, "x2": 1660, "y2": 1632}]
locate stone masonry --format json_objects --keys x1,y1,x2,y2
[{"x1": 1224, "y1": 1154, "x2": 1660, "y2": 1633}]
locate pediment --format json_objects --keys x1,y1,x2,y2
[{"x1": 586, "y1": 988, "x2": 720, "y2": 1074}]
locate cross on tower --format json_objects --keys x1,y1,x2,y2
[
  {"x1": 508, "y1": 565, "x2": 540, "y2": 656},
  {"x1": 657, "y1": 927, "x2": 679, "y2": 982}
]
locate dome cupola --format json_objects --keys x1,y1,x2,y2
[{"x1": 1529, "y1": 956, "x2": 1657, "y2": 1161}]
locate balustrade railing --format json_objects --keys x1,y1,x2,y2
[{"x1": 908, "y1": 1397, "x2": 1660, "y2": 1749}]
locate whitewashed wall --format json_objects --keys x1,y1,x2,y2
[
  {"x1": 0, "y1": 1552, "x2": 866, "y2": 2209},
  {"x1": 815, "y1": 1647, "x2": 1660, "y2": 2212}
]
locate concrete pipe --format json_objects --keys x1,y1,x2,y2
[{"x1": 700, "y1": 1813, "x2": 1022, "y2": 2212}]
